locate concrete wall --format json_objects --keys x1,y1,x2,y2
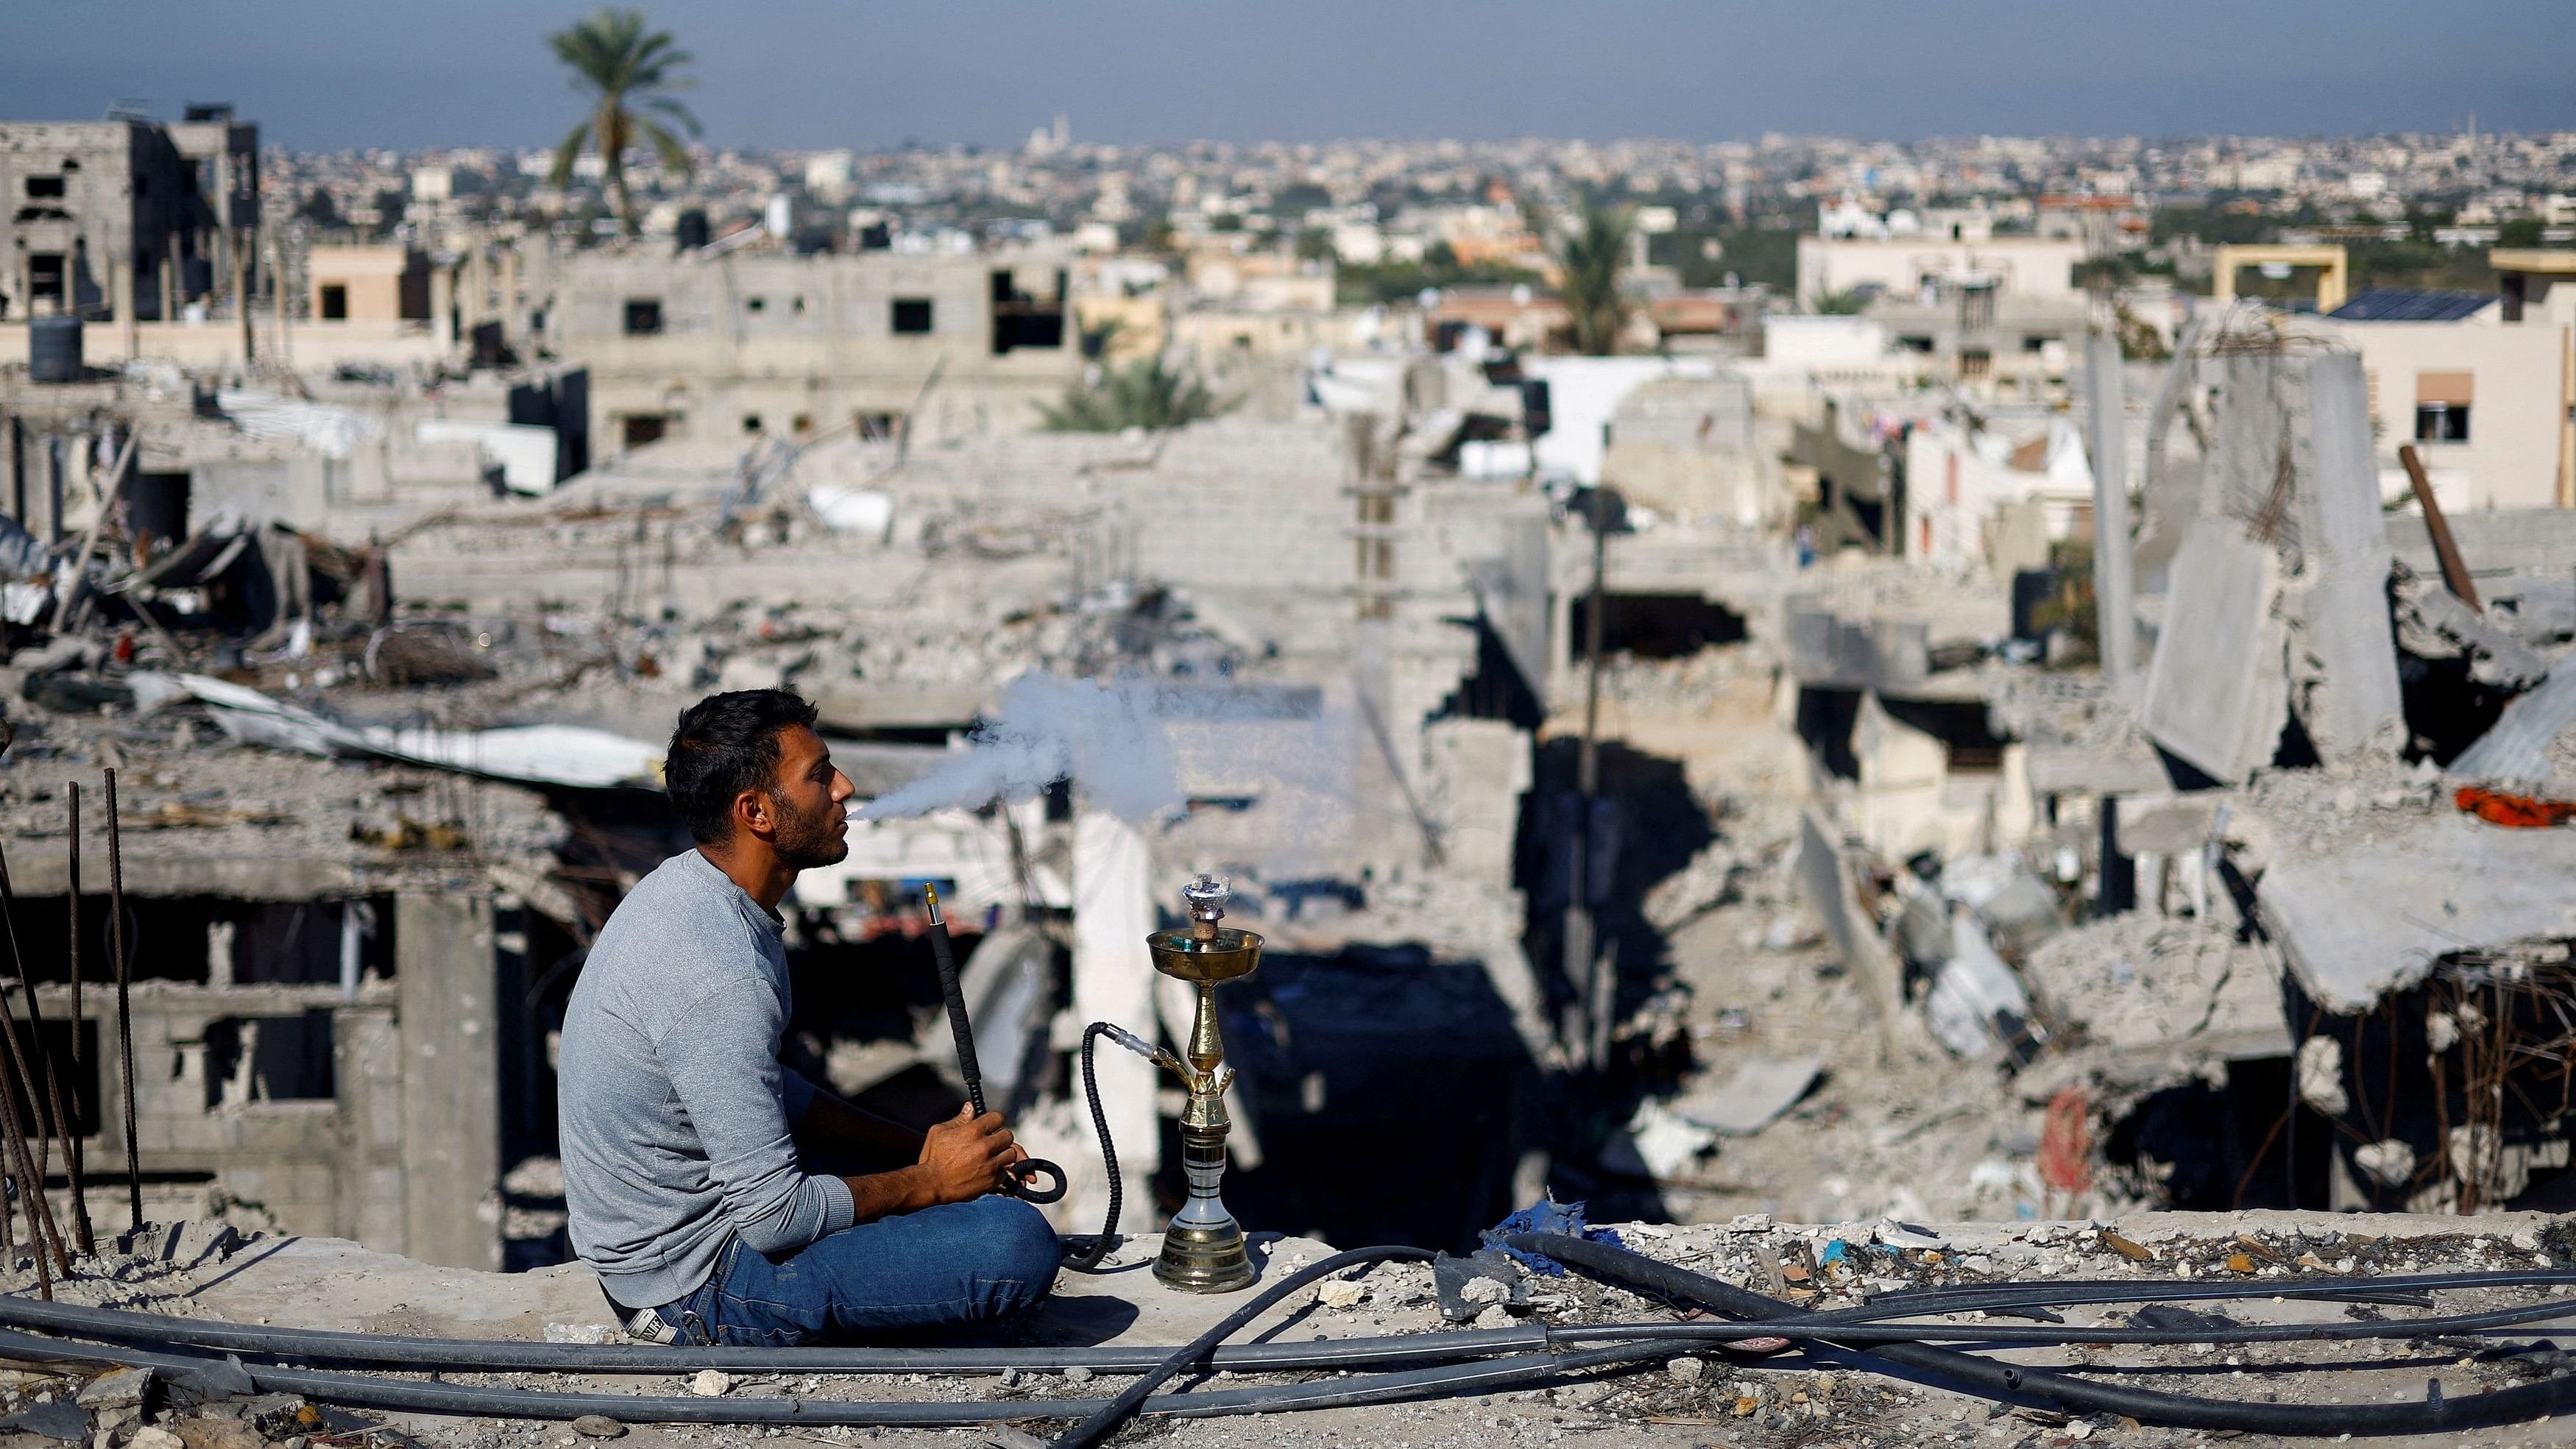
[
  {"x1": 0, "y1": 317, "x2": 454, "y2": 372},
  {"x1": 308, "y1": 247, "x2": 417, "y2": 324},
  {"x1": 0, "y1": 120, "x2": 213, "y2": 325},
  {"x1": 1795, "y1": 235, "x2": 2087, "y2": 310},
  {"x1": 548, "y1": 248, "x2": 1081, "y2": 453},
  {"x1": 2315, "y1": 315, "x2": 2574, "y2": 512},
  {"x1": 32, "y1": 884, "x2": 505, "y2": 1271}
]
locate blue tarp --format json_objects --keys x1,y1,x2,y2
[{"x1": 1480, "y1": 1194, "x2": 1625, "y2": 1277}]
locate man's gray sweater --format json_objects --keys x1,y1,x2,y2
[{"x1": 559, "y1": 849, "x2": 855, "y2": 1308}]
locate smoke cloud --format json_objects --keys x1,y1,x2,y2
[
  {"x1": 855, "y1": 673, "x2": 1186, "y2": 822},
  {"x1": 852, "y1": 672, "x2": 1356, "y2": 839}
]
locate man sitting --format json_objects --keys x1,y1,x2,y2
[{"x1": 559, "y1": 689, "x2": 1059, "y2": 1345}]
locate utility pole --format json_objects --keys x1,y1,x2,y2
[
  {"x1": 1563, "y1": 492, "x2": 1610, "y2": 1071},
  {"x1": 235, "y1": 244, "x2": 254, "y2": 367}
]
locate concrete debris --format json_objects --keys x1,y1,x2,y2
[
  {"x1": 1921, "y1": 911, "x2": 2034, "y2": 1058},
  {"x1": 72, "y1": 1368, "x2": 151, "y2": 1411},
  {"x1": 687, "y1": 1370, "x2": 732, "y2": 1398},
  {"x1": 1599, "y1": 1098, "x2": 1718, "y2": 1180},
  {"x1": 2138, "y1": 516, "x2": 2285, "y2": 784},
  {"x1": 2450, "y1": 648, "x2": 2576, "y2": 785},
  {"x1": 2295, "y1": 1034, "x2": 2349, "y2": 1114},
  {"x1": 2287, "y1": 352, "x2": 2406, "y2": 759},
  {"x1": 2395, "y1": 564, "x2": 2552, "y2": 687},
  {"x1": 2254, "y1": 810, "x2": 2576, "y2": 1012},
  {"x1": 1673, "y1": 1054, "x2": 1821, "y2": 1136}
]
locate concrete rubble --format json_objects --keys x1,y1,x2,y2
[
  {"x1": 5, "y1": 168, "x2": 2576, "y2": 1444},
  {"x1": 0, "y1": 1211, "x2": 2566, "y2": 1446}
]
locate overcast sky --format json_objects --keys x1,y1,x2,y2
[{"x1": 7, "y1": 1, "x2": 2572, "y2": 152}]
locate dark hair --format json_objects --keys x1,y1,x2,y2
[{"x1": 665, "y1": 690, "x2": 820, "y2": 844}]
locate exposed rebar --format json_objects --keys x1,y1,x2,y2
[
  {"x1": 0, "y1": 1022, "x2": 61, "y2": 1295},
  {"x1": 0, "y1": 840, "x2": 72, "y2": 1277},
  {"x1": 60, "y1": 784, "x2": 92, "y2": 1256},
  {"x1": 103, "y1": 770, "x2": 140, "y2": 1233}
]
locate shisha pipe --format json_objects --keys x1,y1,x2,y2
[{"x1": 923, "y1": 886, "x2": 1066, "y2": 1205}]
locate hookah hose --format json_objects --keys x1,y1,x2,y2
[
  {"x1": 922, "y1": 887, "x2": 1065, "y2": 1205},
  {"x1": 1058, "y1": 1022, "x2": 1128, "y2": 1272}
]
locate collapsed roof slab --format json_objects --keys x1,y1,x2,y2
[
  {"x1": 2139, "y1": 518, "x2": 2285, "y2": 784},
  {"x1": 2255, "y1": 811, "x2": 2576, "y2": 1013}
]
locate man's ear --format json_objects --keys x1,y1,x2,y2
[{"x1": 735, "y1": 787, "x2": 775, "y2": 841}]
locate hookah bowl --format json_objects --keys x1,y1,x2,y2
[{"x1": 1142, "y1": 875, "x2": 1263, "y2": 1292}]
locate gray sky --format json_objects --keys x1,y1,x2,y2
[{"x1": 6, "y1": 1, "x2": 2571, "y2": 152}]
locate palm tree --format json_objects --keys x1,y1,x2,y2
[
  {"x1": 547, "y1": 9, "x2": 699, "y2": 237},
  {"x1": 1552, "y1": 203, "x2": 1635, "y2": 355},
  {"x1": 1038, "y1": 357, "x2": 1228, "y2": 433}
]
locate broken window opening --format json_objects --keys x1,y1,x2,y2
[
  {"x1": 890, "y1": 298, "x2": 933, "y2": 335},
  {"x1": 1437, "y1": 612, "x2": 1543, "y2": 731},
  {"x1": 621, "y1": 414, "x2": 670, "y2": 449},
  {"x1": 28, "y1": 254, "x2": 66, "y2": 308},
  {"x1": 1568, "y1": 592, "x2": 1749, "y2": 661},
  {"x1": 1876, "y1": 696, "x2": 2009, "y2": 772},
  {"x1": 25, "y1": 176, "x2": 66, "y2": 199},
  {"x1": 988, "y1": 268, "x2": 1066, "y2": 354},
  {"x1": 318, "y1": 283, "x2": 347, "y2": 321},
  {"x1": 203, "y1": 1012, "x2": 336, "y2": 1108},
  {"x1": 622, "y1": 298, "x2": 663, "y2": 336}
]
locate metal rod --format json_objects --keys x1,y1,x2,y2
[
  {"x1": 0, "y1": 840, "x2": 72, "y2": 1274},
  {"x1": 2399, "y1": 442, "x2": 2482, "y2": 612},
  {"x1": 0, "y1": 1017, "x2": 62, "y2": 1294},
  {"x1": 61, "y1": 784, "x2": 92, "y2": 1255},
  {"x1": 103, "y1": 770, "x2": 139, "y2": 1233}
]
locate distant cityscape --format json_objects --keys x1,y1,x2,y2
[{"x1": 277, "y1": 121, "x2": 2576, "y2": 304}]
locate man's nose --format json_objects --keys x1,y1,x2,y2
[{"x1": 830, "y1": 768, "x2": 855, "y2": 803}]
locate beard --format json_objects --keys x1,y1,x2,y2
[{"x1": 770, "y1": 790, "x2": 849, "y2": 869}]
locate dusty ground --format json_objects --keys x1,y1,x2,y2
[{"x1": 7, "y1": 1213, "x2": 2576, "y2": 1449}]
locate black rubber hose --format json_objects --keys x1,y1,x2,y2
[
  {"x1": 1512, "y1": 1232, "x2": 2576, "y2": 1436},
  {"x1": 1058, "y1": 1024, "x2": 1122, "y2": 1272},
  {"x1": 0, "y1": 1290, "x2": 1543, "y2": 1373},
  {"x1": 4, "y1": 1258, "x2": 2570, "y2": 1377},
  {"x1": 1549, "y1": 1292, "x2": 2576, "y2": 1347},
  {"x1": 0, "y1": 1322, "x2": 1655, "y2": 1428},
  {"x1": 1801, "y1": 1268, "x2": 2535, "y2": 1320},
  {"x1": 2, "y1": 1280, "x2": 2570, "y2": 1375},
  {"x1": 1052, "y1": 1244, "x2": 1436, "y2": 1449}
]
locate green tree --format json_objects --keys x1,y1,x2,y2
[
  {"x1": 1039, "y1": 357, "x2": 1228, "y2": 433},
  {"x1": 546, "y1": 8, "x2": 700, "y2": 237},
  {"x1": 1551, "y1": 204, "x2": 1634, "y2": 355}
]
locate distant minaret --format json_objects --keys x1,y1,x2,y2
[{"x1": 1054, "y1": 113, "x2": 1071, "y2": 150}]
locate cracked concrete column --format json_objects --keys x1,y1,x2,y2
[
  {"x1": 395, "y1": 888, "x2": 501, "y2": 1271},
  {"x1": 2087, "y1": 332, "x2": 2137, "y2": 681}
]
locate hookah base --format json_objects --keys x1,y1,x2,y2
[{"x1": 1153, "y1": 1219, "x2": 1255, "y2": 1293}]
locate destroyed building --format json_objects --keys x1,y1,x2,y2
[
  {"x1": 2, "y1": 87, "x2": 2576, "y2": 1322},
  {"x1": 0, "y1": 112, "x2": 255, "y2": 327}
]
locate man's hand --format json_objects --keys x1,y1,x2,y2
[{"x1": 916, "y1": 1103, "x2": 1028, "y2": 1205}]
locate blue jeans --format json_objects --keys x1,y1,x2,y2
[{"x1": 655, "y1": 1197, "x2": 1061, "y2": 1347}]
